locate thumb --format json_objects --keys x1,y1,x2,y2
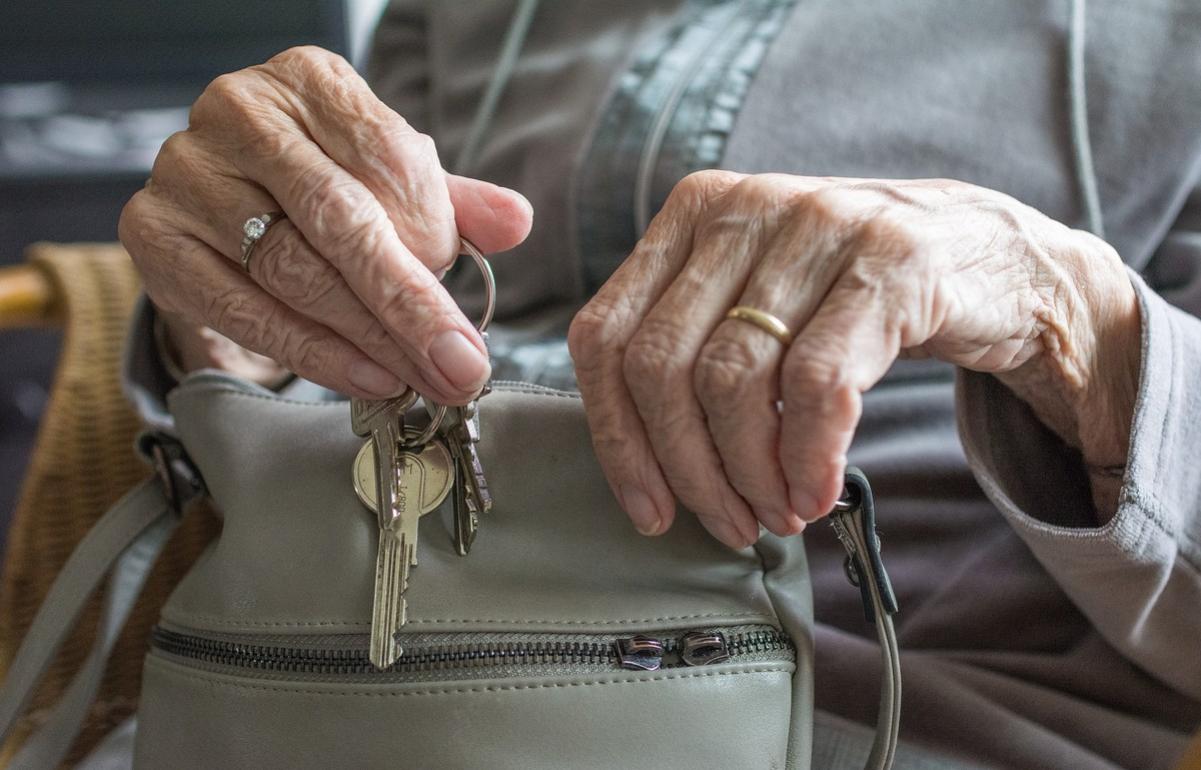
[{"x1": 446, "y1": 174, "x2": 534, "y2": 254}]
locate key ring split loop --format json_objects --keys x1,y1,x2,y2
[{"x1": 402, "y1": 237, "x2": 495, "y2": 448}]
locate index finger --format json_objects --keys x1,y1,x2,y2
[
  {"x1": 568, "y1": 170, "x2": 745, "y2": 542},
  {"x1": 218, "y1": 117, "x2": 488, "y2": 402}
]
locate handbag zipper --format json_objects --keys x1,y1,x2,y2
[{"x1": 150, "y1": 624, "x2": 792, "y2": 679}]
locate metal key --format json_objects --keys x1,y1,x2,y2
[
  {"x1": 351, "y1": 394, "x2": 411, "y2": 668},
  {"x1": 351, "y1": 424, "x2": 454, "y2": 670},
  {"x1": 455, "y1": 406, "x2": 492, "y2": 514},
  {"x1": 438, "y1": 402, "x2": 491, "y2": 555},
  {"x1": 351, "y1": 393, "x2": 456, "y2": 669},
  {"x1": 350, "y1": 237, "x2": 495, "y2": 666}
]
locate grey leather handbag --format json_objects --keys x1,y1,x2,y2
[{"x1": 0, "y1": 373, "x2": 900, "y2": 769}]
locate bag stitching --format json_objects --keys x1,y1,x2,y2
[
  {"x1": 162, "y1": 611, "x2": 773, "y2": 628},
  {"x1": 169, "y1": 383, "x2": 581, "y2": 410},
  {"x1": 150, "y1": 659, "x2": 794, "y2": 697}
]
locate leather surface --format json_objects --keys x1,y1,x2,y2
[
  {"x1": 136, "y1": 655, "x2": 795, "y2": 769},
  {"x1": 160, "y1": 376, "x2": 791, "y2": 636},
  {"x1": 131, "y1": 374, "x2": 813, "y2": 769}
]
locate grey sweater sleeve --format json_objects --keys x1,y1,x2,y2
[{"x1": 956, "y1": 263, "x2": 1201, "y2": 702}]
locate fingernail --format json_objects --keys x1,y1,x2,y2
[
  {"x1": 348, "y1": 359, "x2": 405, "y2": 398},
  {"x1": 517, "y1": 192, "x2": 534, "y2": 218},
  {"x1": 429, "y1": 330, "x2": 491, "y2": 392},
  {"x1": 620, "y1": 485, "x2": 661, "y2": 535}
]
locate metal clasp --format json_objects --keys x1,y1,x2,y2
[{"x1": 137, "y1": 431, "x2": 205, "y2": 514}]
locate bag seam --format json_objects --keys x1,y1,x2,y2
[
  {"x1": 161, "y1": 611, "x2": 775, "y2": 628},
  {"x1": 169, "y1": 383, "x2": 581, "y2": 411}
]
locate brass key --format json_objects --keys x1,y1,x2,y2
[
  {"x1": 349, "y1": 237, "x2": 495, "y2": 666},
  {"x1": 350, "y1": 395, "x2": 452, "y2": 669}
]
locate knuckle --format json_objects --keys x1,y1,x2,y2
[
  {"x1": 587, "y1": 424, "x2": 635, "y2": 467},
  {"x1": 376, "y1": 132, "x2": 456, "y2": 264},
  {"x1": 256, "y1": 233, "x2": 340, "y2": 309},
  {"x1": 676, "y1": 169, "x2": 743, "y2": 198},
  {"x1": 293, "y1": 172, "x2": 376, "y2": 244},
  {"x1": 782, "y1": 352, "x2": 850, "y2": 402},
  {"x1": 117, "y1": 190, "x2": 154, "y2": 252},
  {"x1": 239, "y1": 122, "x2": 297, "y2": 161},
  {"x1": 391, "y1": 128, "x2": 436, "y2": 159},
  {"x1": 566, "y1": 302, "x2": 614, "y2": 368},
  {"x1": 149, "y1": 131, "x2": 188, "y2": 176},
  {"x1": 285, "y1": 334, "x2": 326, "y2": 378},
  {"x1": 694, "y1": 337, "x2": 760, "y2": 405},
  {"x1": 149, "y1": 131, "x2": 217, "y2": 192},
  {"x1": 203, "y1": 286, "x2": 261, "y2": 344},
  {"x1": 374, "y1": 263, "x2": 443, "y2": 332},
  {"x1": 727, "y1": 174, "x2": 779, "y2": 205},
  {"x1": 267, "y1": 45, "x2": 345, "y2": 75},
  {"x1": 194, "y1": 74, "x2": 283, "y2": 148},
  {"x1": 267, "y1": 47, "x2": 364, "y2": 114},
  {"x1": 793, "y1": 187, "x2": 853, "y2": 232},
  {"x1": 622, "y1": 321, "x2": 688, "y2": 395},
  {"x1": 192, "y1": 72, "x2": 247, "y2": 126},
  {"x1": 329, "y1": 213, "x2": 389, "y2": 270},
  {"x1": 568, "y1": 292, "x2": 640, "y2": 379},
  {"x1": 855, "y1": 213, "x2": 925, "y2": 267},
  {"x1": 118, "y1": 192, "x2": 186, "y2": 266}
]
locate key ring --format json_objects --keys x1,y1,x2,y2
[{"x1": 403, "y1": 237, "x2": 496, "y2": 448}]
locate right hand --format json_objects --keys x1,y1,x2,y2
[{"x1": 120, "y1": 46, "x2": 533, "y2": 403}]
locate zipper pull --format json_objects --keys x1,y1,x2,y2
[
  {"x1": 678, "y1": 631, "x2": 730, "y2": 667},
  {"x1": 615, "y1": 635, "x2": 666, "y2": 671}
]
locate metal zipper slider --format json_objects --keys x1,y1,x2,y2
[
  {"x1": 615, "y1": 635, "x2": 666, "y2": 671},
  {"x1": 678, "y1": 632, "x2": 730, "y2": 667}
]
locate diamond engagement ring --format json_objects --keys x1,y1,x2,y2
[{"x1": 240, "y1": 212, "x2": 286, "y2": 273}]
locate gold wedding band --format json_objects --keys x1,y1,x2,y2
[{"x1": 725, "y1": 306, "x2": 793, "y2": 346}]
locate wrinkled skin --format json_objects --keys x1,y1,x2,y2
[
  {"x1": 123, "y1": 48, "x2": 1140, "y2": 549},
  {"x1": 120, "y1": 47, "x2": 533, "y2": 404},
  {"x1": 568, "y1": 171, "x2": 1140, "y2": 547}
]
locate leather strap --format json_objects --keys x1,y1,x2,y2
[
  {"x1": 0, "y1": 479, "x2": 178, "y2": 768},
  {"x1": 0, "y1": 468, "x2": 899, "y2": 770},
  {"x1": 830, "y1": 468, "x2": 902, "y2": 770}
]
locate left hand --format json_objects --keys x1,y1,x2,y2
[{"x1": 568, "y1": 171, "x2": 1140, "y2": 548}]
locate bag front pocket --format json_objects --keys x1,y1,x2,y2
[{"x1": 135, "y1": 624, "x2": 797, "y2": 770}]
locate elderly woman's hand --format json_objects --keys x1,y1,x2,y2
[
  {"x1": 569, "y1": 170, "x2": 1141, "y2": 547},
  {"x1": 120, "y1": 47, "x2": 532, "y2": 403}
]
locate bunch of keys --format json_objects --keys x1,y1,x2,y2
[{"x1": 349, "y1": 238, "x2": 496, "y2": 669}]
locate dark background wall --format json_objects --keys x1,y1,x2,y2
[{"x1": 0, "y1": 1, "x2": 350, "y2": 551}]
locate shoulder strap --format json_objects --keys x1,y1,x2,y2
[
  {"x1": 0, "y1": 478, "x2": 178, "y2": 768},
  {"x1": 830, "y1": 467, "x2": 902, "y2": 770},
  {"x1": 0, "y1": 462, "x2": 900, "y2": 770}
]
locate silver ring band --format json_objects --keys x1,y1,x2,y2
[{"x1": 240, "y1": 211, "x2": 286, "y2": 273}]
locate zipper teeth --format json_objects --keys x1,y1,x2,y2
[{"x1": 151, "y1": 627, "x2": 792, "y2": 676}]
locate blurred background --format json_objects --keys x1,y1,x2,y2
[{"x1": 0, "y1": 0, "x2": 386, "y2": 548}]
